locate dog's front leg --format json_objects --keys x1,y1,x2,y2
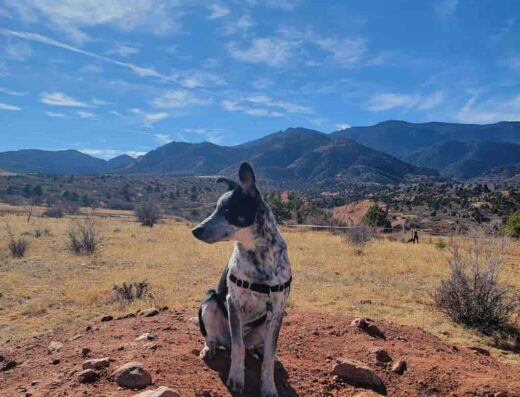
[
  {"x1": 260, "y1": 306, "x2": 284, "y2": 397},
  {"x1": 226, "y1": 295, "x2": 245, "y2": 393}
]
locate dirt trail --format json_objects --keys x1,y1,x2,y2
[{"x1": 1, "y1": 309, "x2": 518, "y2": 396}]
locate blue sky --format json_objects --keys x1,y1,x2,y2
[{"x1": 0, "y1": 0, "x2": 519, "y2": 159}]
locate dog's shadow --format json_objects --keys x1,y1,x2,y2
[{"x1": 204, "y1": 348, "x2": 299, "y2": 397}]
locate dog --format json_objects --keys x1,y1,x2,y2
[{"x1": 192, "y1": 162, "x2": 292, "y2": 397}]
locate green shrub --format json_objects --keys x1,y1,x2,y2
[
  {"x1": 363, "y1": 204, "x2": 391, "y2": 229},
  {"x1": 504, "y1": 209, "x2": 520, "y2": 238}
]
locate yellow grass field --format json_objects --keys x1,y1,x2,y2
[{"x1": 1, "y1": 205, "x2": 519, "y2": 365}]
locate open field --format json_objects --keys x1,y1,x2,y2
[{"x1": 1, "y1": 204, "x2": 519, "y2": 366}]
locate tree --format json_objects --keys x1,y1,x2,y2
[
  {"x1": 504, "y1": 209, "x2": 520, "y2": 238},
  {"x1": 363, "y1": 204, "x2": 391, "y2": 229}
]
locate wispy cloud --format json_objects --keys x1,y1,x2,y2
[
  {"x1": 207, "y1": 3, "x2": 230, "y2": 19},
  {"x1": 457, "y1": 93, "x2": 520, "y2": 123},
  {"x1": 435, "y1": 0, "x2": 458, "y2": 21},
  {"x1": 221, "y1": 99, "x2": 283, "y2": 117},
  {"x1": 46, "y1": 111, "x2": 67, "y2": 118},
  {"x1": 152, "y1": 89, "x2": 212, "y2": 108},
  {"x1": 335, "y1": 123, "x2": 351, "y2": 130},
  {"x1": 130, "y1": 108, "x2": 169, "y2": 124},
  {"x1": 91, "y1": 98, "x2": 111, "y2": 106},
  {"x1": 3, "y1": 39, "x2": 32, "y2": 61},
  {"x1": 171, "y1": 69, "x2": 226, "y2": 88},
  {"x1": 223, "y1": 14, "x2": 255, "y2": 36},
  {"x1": 4, "y1": 0, "x2": 185, "y2": 43},
  {"x1": 76, "y1": 111, "x2": 96, "y2": 119},
  {"x1": 154, "y1": 133, "x2": 172, "y2": 145},
  {"x1": 110, "y1": 44, "x2": 140, "y2": 57},
  {"x1": 40, "y1": 92, "x2": 91, "y2": 107},
  {"x1": 0, "y1": 102, "x2": 21, "y2": 111},
  {"x1": 367, "y1": 91, "x2": 444, "y2": 112},
  {"x1": 80, "y1": 63, "x2": 103, "y2": 73},
  {"x1": 312, "y1": 36, "x2": 366, "y2": 66},
  {"x1": 250, "y1": 77, "x2": 273, "y2": 90},
  {"x1": 221, "y1": 94, "x2": 312, "y2": 117},
  {"x1": 80, "y1": 149, "x2": 145, "y2": 160},
  {"x1": 228, "y1": 37, "x2": 296, "y2": 67},
  {"x1": 0, "y1": 87, "x2": 27, "y2": 96},
  {"x1": 0, "y1": 61, "x2": 8, "y2": 77}
]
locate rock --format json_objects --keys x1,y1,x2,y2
[
  {"x1": 0, "y1": 359, "x2": 17, "y2": 371},
  {"x1": 70, "y1": 334, "x2": 82, "y2": 341},
  {"x1": 47, "y1": 341, "x2": 63, "y2": 354},
  {"x1": 495, "y1": 392, "x2": 508, "y2": 397},
  {"x1": 0, "y1": 354, "x2": 4, "y2": 362},
  {"x1": 82, "y1": 357, "x2": 111, "y2": 370},
  {"x1": 132, "y1": 386, "x2": 181, "y2": 397},
  {"x1": 468, "y1": 346, "x2": 490, "y2": 356},
  {"x1": 391, "y1": 360, "x2": 407, "y2": 375},
  {"x1": 77, "y1": 369, "x2": 100, "y2": 384},
  {"x1": 136, "y1": 333, "x2": 156, "y2": 341},
  {"x1": 332, "y1": 358, "x2": 386, "y2": 394},
  {"x1": 371, "y1": 347, "x2": 392, "y2": 363},
  {"x1": 111, "y1": 362, "x2": 152, "y2": 390},
  {"x1": 138, "y1": 308, "x2": 160, "y2": 318},
  {"x1": 81, "y1": 347, "x2": 91, "y2": 358},
  {"x1": 350, "y1": 318, "x2": 386, "y2": 340},
  {"x1": 51, "y1": 358, "x2": 60, "y2": 365},
  {"x1": 101, "y1": 315, "x2": 114, "y2": 322}
]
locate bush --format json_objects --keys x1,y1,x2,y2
[
  {"x1": 5, "y1": 224, "x2": 28, "y2": 258},
  {"x1": 504, "y1": 209, "x2": 520, "y2": 238},
  {"x1": 107, "y1": 198, "x2": 134, "y2": 211},
  {"x1": 345, "y1": 224, "x2": 375, "y2": 254},
  {"x1": 435, "y1": 239, "x2": 447, "y2": 250},
  {"x1": 68, "y1": 216, "x2": 99, "y2": 255},
  {"x1": 433, "y1": 237, "x2": 519, "y2": 334},
  {"x1": 43, "y1": 205, "x2": 64, "y2": 218},
  {"x1": 363, "y1": 204, "x2": 391, "y2": 229},
  {"x1": 135, "y1": 200, "x2": 161, "y2": 227},
  {"x1": 113, "y1": 280, "x2": 152, "y2": 302}
]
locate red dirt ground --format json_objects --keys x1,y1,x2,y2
[{"x1": 1, "y1": 309, "x2": 518, "y2": 397}]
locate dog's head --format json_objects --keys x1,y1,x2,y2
[{"x1": 192, "y1": 162, "x2": 261, "y2": 247}]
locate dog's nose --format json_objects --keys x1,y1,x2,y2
[{"x1": 192, "y1": 226, "x2": 204, "y2": 240}]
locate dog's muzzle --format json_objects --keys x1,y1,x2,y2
[{"x1": 192, "y1": 226, "x2": 204, "y2": 240}]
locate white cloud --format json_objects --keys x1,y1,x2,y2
[
  {"x1": 80, "y1": 63, "x2": 103, "y2": 73},
  {"x1": 223, "y1": 14, "x2": 254, "y2": 36},
  {"x1": 154, "y1": 133, "x2": 172, "y2": 145},
  {"x1": 457, "y1": 94, "x2": 520, "y2": 123},
  {"x1": 76, "y1": 111, "x2": 96, "y2": 119},
  {"x1": 221, "y1": 94, "x2": 311, "y2": 117},
  {"x1": 130, "y1": 108, "x2": 169, "y2": 124},
  {"x1": 91, "y1": 97, "x2": 111, "y2": 106},
  {"x1": 335, "y1": 123, "x2": 351, "y2": 130},
  {"x1": 80, "y1": 149, "x2": 145, "y2": 160},
  {"x1": 221, "y1": 99, "x2": 284, "y2": 117},
  {"x1": 110, "y1": 44, "x2": 140, "y2": 57},
  {"x1": 171, "y1": 69, "x2": 226, "y2": 88},
  {"x1": 207, "y1": 3, "x2": 230, "y2": 19},
  {"x1": 0, "y1": 61, "x2": 8, "y2": 76},
  {"x1": 435, "y1": 0, "x2": 458, "y2": 21},
  {"x1": 0, "y1": 87, "x2": 27, "y2": 96},
  {"x1": 4, "y1": 0, "x2": 185, "y2": 43},
  {"x1": 367, "y1": 91, "x2": 444, "y2": 112},
  {"x1": 152, "y1": 89, "x2": 212, "y2": 108},
  {"x1": 244, "y1": 95, "x2": 312, "y2": 114},
  {"x1": 46, "y1": 111, "x2": 67, "y2": 118},
  {"x1": 40, "y1": 91, "x2": 91, "y2": 107},
  {"x1": 251, "y1": 77, "x2": 273, "y2": 90},
  {"x1": 4, "y1": 39, "x2": 32, "y2": 60},
  {"x1": 0, "y1": 102, "x2": 21, "y2": 111},
  {"x1": 228, "y1": 37, "x2": 296, "y2": 67},
  {"x1": 312, "y1": 36, "x2": 366, "y2": 66}
]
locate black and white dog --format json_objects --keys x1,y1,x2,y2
[{"x1": 192, "y1": 162, "x2": 292, "y2": 397}]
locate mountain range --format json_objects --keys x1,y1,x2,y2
[{"x1": 1, "y1": 120, "x2": 519, "y2": 185}]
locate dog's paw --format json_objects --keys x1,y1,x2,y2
[
  {"x1": 226, "y1": 375, "x2": 244, "y2": 394},
  {"x1": 260, "y1": 388, "x2": 278, "y2": 397},
  {"x1": 199, "y1": 345, "x2": 215, "y2": 360}
]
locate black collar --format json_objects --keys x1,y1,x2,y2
[{"x1": 229, "y1": 273, "x2": 292, "y2": 295}]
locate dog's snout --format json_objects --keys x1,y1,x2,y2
[{"x1": 192, "y1": 226, "x2": 204, "y2": 240}]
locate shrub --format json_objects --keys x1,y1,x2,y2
[
  {"x1": 433, "y1": 237, "x2": 519, "y2": 334},
  {"x1": 345, "y1": 224, "x2": 375, "y2": 254},
  {"x1": 107, "y1": 198, "x2": 134, "y2": 211},
  {"x1": 113, "y1": 280, "x2": 153, "y2": 305},
  {"x1": 135, "y1": 200, "x2": 161, "y2": 227},
  {"x1": 504, "y1": 209, "x2": 520, "y2": 238},
  {"x1": 363, "y1": 204, "x2": 391, "y2": 229},
  {"x1": 43, "y1": 205, "x2": 64, "y2": 218},
  {"x1": 68, "y1": 216, "x2": 99, "y2": 255},
  {"x1": 5, "y1": 224, "x2": 28, "y2": 258},
  {"x1": 435, "y1": 239, "x2": 447, "y2": 250}
]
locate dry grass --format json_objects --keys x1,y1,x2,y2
[{"x1": 0, "y1": 204, "x2": 519, "y2": 364}]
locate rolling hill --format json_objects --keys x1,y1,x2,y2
[
  {"x1": 406, "y1": 141, "x2": 520, "y2": 180},
  {"x1": 331, "y1": 120, "x2": 520, "y2": 158}
]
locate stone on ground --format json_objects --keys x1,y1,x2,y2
[
  {"x1": 332, "y1": 358, "x2": 386, "y2": 394},
  {"x1": 111, "y1": 362, "x2": 152, "y2": 390},
  {"x1": 132, "y1": 386, "x2": 181, "y2": 397},
  {"x1": 77, "y1": 369, "x2": 100, "y2": 384},
  {"x1": 82, "y1": 357, "x2": 111, "y2": 370}
]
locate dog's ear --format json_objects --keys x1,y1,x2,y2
[
  {"x1": 216, "y1": 177, "x2": 237, "y2": 191},
  {"x1": 238, "y1": 162, "x2": 258, "y2": 198}
]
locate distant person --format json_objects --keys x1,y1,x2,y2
[{"x1": 407, "y1": 228, "x2": 419, "y2": 244}]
